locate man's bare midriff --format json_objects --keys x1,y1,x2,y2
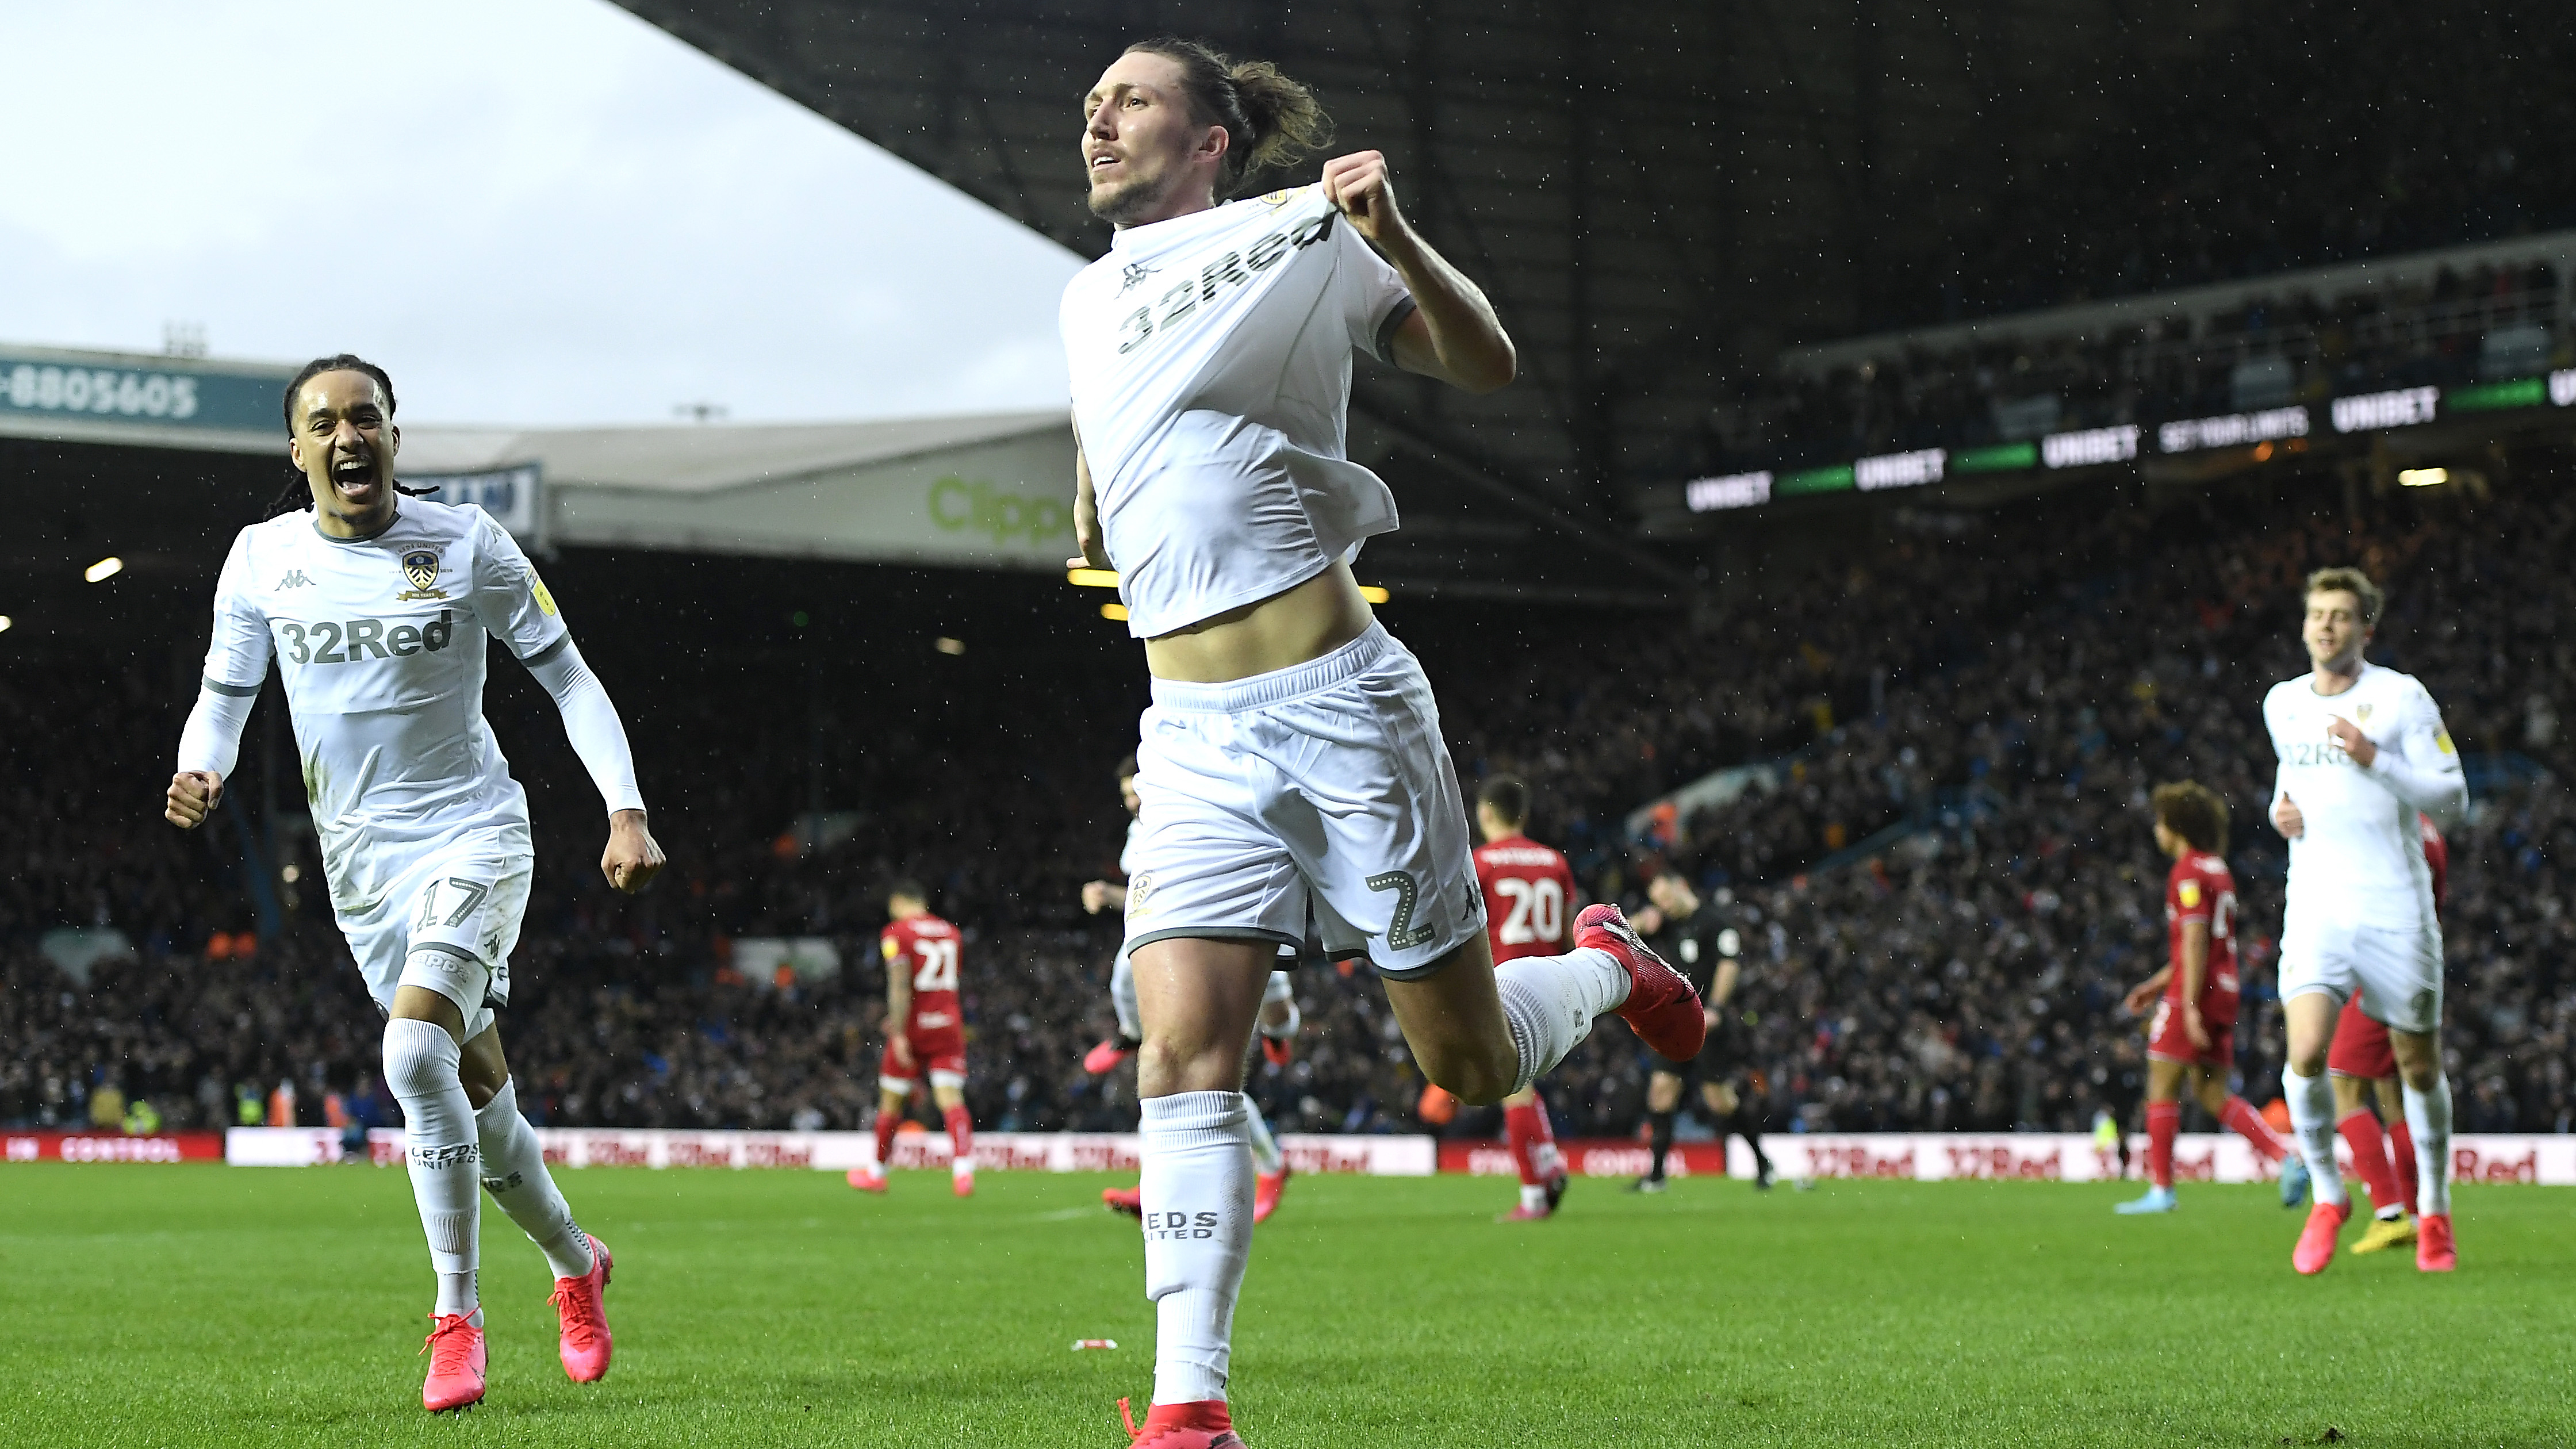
[{"x1": 1143, "y1": 560, "x2": 1375, "y2": 683}]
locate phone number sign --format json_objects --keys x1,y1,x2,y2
[{"x1": 0, "y1": 348, "x2": 287, "y2": 436}]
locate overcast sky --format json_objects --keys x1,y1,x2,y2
[{"x1": 0, "y1": 1, "x2": 1086, "y2": 426}]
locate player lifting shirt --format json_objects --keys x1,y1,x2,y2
[
  {"x1": 1060, "y1": 37, "x2": 1701, "y2": 1448},
  {"x1": 164, "y1": 356, "x2": 661, "y2": 1413},
  {"x1": 2266, "y1": 566, "x2": 2467, "y2": 1275}
]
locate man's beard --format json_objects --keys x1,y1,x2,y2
[{"x1": 1087, "y1": 167, "x2": 1168, "y2": 224}]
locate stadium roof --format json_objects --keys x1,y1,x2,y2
[
  {"x1": 400, "y1": 409, "x2": 1065, "y2": 493},
  {"x1": 609, "y1": 0, "x2": 2574, "y2": 588}
]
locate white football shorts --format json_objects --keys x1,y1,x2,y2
[
  {"x1": 2276, "y1": 913, "x2": 2443, "y2": 1035},
  {"x1": 336, "y1": 823, "x2": 534, "y2": 1041},
  {"x1": 1124, "y1": 623, "x2": 1481, "y2": 980}
]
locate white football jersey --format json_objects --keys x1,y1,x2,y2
[
  {"x1": 1061, "y1": 183, "x2": 1416, "y2": 638},
  {"x1": 2264, "y1": 661, "x2": 2464, "y2": 932},
  {"x1": 194, "y1": 500, "x2": 572, "y2": 914}
]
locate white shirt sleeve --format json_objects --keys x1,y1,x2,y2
[
  {"x1": 2368, "y1": 684, "x2": 2468, "y2": 827},
  {"x1": 176, "y1": 531, "x2": 272, "y2": 779},
  {"x1": 1331, "y1": 211, "x2": 1417, "y2": 362},
  {"x1": 467, "y1": 513, "x2": 570, "y2": 662},
  {"x1": 522, "y1": 637, "x2": 647, "y2": 817}
]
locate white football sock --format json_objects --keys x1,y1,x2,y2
[
  {"x1": 1493, "y1": 948, "x2": 1628, "y2": 1094},
  {"x1": 385, "y1": 1017, "x2": 481, "y2": 1317},
  {"x1": 2282, "y1": 1065, "x2": 2348, "y2": 1209},
  {"x1": 1243, "y1": 1097, "x2": 1283, "y2": 1176},
  {"x1": 476, "y1": 1077, "x2": 594, "y2": 1281},
  {"x1": 1520, "y1": 1183, "x2": 1550, "y2": 1212},
  {"x1": 2403, "y1": 1074, "x2": 2454, "y2": 1217},
  {"x1": 1140, "y1": 1091, "x2": 1252, "y2": 1406}
]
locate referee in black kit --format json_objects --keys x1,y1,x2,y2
[{"x1": 1630, "y1": 871, "x2": 1773, "y2": 1191}]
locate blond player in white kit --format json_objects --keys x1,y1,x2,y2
[
  {"x1": 1063, "y1": 39, "x2": 1704, "y2": 1447},
  {"x1": 163, "y1": 356, "x2": 664, "y2": 1412},
  {"x1": 2266, "y1": 566, "x2": 2468, "y2": 1275}
]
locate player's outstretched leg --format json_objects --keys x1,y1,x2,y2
[
  {"x1": 474, "y1": 1078, "x2": 612, "y2": 1381},
  {"x1": 2117, "y1": 1101, "x2": 2180, "y2": 1214},
  {"x1": 1569, "y1": 906, "x2": 1705, "y2": 1061},
  {"x1": 2402, "y1": 1072, "x2": 2456, "y2": 1271},
  {"x1": 1245, "y1": 1099, "x2": 1291, "y2": 1224},
  {"x1": 386, "y1": 1015, "x2": 486, "y2": 1410}
]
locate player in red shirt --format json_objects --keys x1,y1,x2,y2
[
  {"x1": 847, "y1": 880, "x2": 976, "y2": 1197},
  {"x1": 2115, "y1": 781, "x2": 2296, "y2": 1213},
  {"x1": 2320, "y1": 812, "x2": 2449, "y2": 1254},
  {"x1": 1467, "y1": 776, "x2": 1577, "y2": 1221}
]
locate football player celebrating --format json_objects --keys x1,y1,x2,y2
[
  {"x1": 1064, "y1": 38, "x2": 1700, "y2": 1447},
  {"x1": 166, "y1": 356, "x2": 657, "y2": 1413},
  {"x1": 2266, "y1": 568, "x2": 2468, "y2": 1274},
  {"x1": 1470, "y1": 776, "x2": 1575, "y2": 1221},
  {"x1": 2112, "y1": 781, "x2": 2295, "y2": 1214},
  {"x1": 2324, "y1": 812, "x2": 2450, "y2": 1254},
  {"x1": 848, "y1": 880, "x2": 976, "y2": 1197}
]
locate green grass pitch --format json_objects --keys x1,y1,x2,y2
[{"x1": 1, "y1": 1164, "x2": 2569, "y2": 1447}]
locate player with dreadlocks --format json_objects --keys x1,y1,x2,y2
[{"x1": 165, "y1": 354, "x2": 664, "y2": 1412}]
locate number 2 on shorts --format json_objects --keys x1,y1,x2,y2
[{"x1": 1367, "y1": 871, "x2": 1435, "y2": 950}]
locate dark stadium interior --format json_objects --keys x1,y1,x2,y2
[
  {"x1": 612, "y1": 0, "x2": 2576, "y2": 556},
  {"x1": 6, "y1": 2, "x2": 2573, "y2": 1161},
  {"x1": 8, "y1": 454, "x2": 2570, "y2": 1143}
]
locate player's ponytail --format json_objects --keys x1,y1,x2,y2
[{"x1": 1125, "y1": 37, "x2": 1333, "y2": 195}]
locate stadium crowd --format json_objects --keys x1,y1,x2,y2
[
  {"x1": 5, "y1": 467, "x2": 2570, "y2": 1146},
  {"x1": 1709, "y1": 259, "x2": 2567, "y2": 475}
]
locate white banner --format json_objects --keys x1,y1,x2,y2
[
  {"x1": 223, "y1": 1127, "x2": 1434, "y2": 1176},
  {"x1": 1762, "y1": 1133, "x2": 2576, "y2": 1184}
]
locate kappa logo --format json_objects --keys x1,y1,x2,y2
[
  {"x1": 275, "y1": 569, "x2": 314, "y2": 589},
  {"x1": 1117, "y1": 260, "x2": 1159, "y2": 296},
  {"x1": 396, "y1": 547, "x2": 447, "y2": 601}
]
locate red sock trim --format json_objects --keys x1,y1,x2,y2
[
  {"x1": 1143, "y1": 1399, "x2": 1233, "y2": 1430},
  {"x1": 1503, "y1": 1103, "x2": 1542, "y2": 1186},
  {"x1": 2145, "y1": 1101, "x2": 2179, "y2": 1189},
  {"x1": 2335, "y1": 1110, "x2": 2398, "y2": 1212},
  {"x1": 2389, "y1": 1120, "x2": 2420, "y2": 1212}
]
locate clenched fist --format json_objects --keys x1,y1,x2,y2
[{"x1": 166, "y1": 770, "x2": 224, "y2": 829}]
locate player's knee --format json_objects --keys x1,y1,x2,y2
[
  {"x1": 381, "y1": 1015, "x2": 461, "y2": 1095},
  {"x1": 1420, "y1": 1040, "x2": 1515, "y2": 1106},
  {"x1": 1135, "y1": 1032, "x2": 1242, "y2": 1095}
]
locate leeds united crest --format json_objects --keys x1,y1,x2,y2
[{"x1": 397, "y1": 547, "x2": 447, "y2": 601}]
